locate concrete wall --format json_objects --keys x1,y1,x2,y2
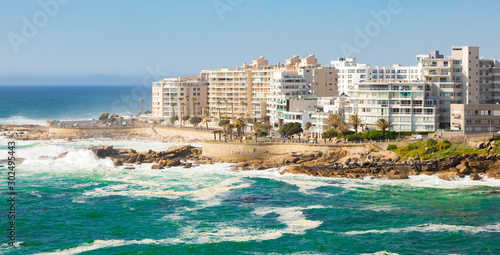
[
  {"x1": 202, "y1": 142, "x2": 369, "y2": 160},
  {"x1": 49, "y1": 126, "x2": 214, "y2": 140}
]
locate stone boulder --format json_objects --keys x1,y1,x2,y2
[
  {"x1": 164, "y1": 145, "x2": 193, "y2": 158},
  {"x1": 86, "y1": 145, "x2": 118, "y2": 159},
  {"x1": 438, "y1": 172, "x2": 459, "y2": 181},
  {"x1": 166, "y1": 157, "x2": 181, "y2": 167}
]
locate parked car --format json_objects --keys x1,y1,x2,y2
[{"x1": 410, "y1": 135, "x2": 423, "y2": 141}]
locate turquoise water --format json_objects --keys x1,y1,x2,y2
[
  {"x1": 0, "y1": 85, "x2": 152, "y2": 125},
  {"x1": 0, "y1": 139, "x2": 499, "y2": 254}
]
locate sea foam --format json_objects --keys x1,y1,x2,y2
[{"x1": 344, "y1": 223, "x2": 500, "y2": 235}]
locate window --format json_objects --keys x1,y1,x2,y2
[
  {"x1": 453, "y1": 60, "x2": 462, "y2": 64},
  {"x1": 348, "y1": 69, "x2": 355, "y2": 73},
  {"x1": 356, "y1": 69, "x2": 365, "y2": 73},
  {"x1": 360, "y1": 75, "x2": 366, "y2": 78}
]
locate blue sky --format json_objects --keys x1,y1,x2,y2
[{"x1": 2, "y1": 0, "x2": 500, "y2": 84}]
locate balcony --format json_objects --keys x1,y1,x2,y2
[{"x1": 424, "y1": 71, "x2": 450, "y2": 76}]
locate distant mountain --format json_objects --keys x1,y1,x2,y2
[{"x1": 0, "y1": 74, "x2": 144, "y2": 86}]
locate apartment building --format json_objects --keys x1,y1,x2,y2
[
  {"x1": 310, "y1": 96, "x2": 348, "y2": 139},
  {"x1": 151, "y1": 74, "x2": 209, "y2": 119},
  {"x1": 205, "y1": 55, "x2": 337, "y2": 121},
  {"x1": 330, "y1": 57, "x2": 422, "y2": 96},
  {"x1": 421, "y1": 46, "x2": 500, "y2": 131},
  {"x1": 347, "y1": 81, "x2": 439, "y2": 132},
  {"x1": 451, "y1": 104, "x2": 500, "y2": 133},
  {"x1": 267, "y1": 71, "x2": 310, "y2": 127}
]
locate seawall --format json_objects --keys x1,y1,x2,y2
[
  {"x1": 202, "y1": 142, "x2": 369, "y2": 160},
  {"x1": 48, "y1": 126, "x2": 214, "y2": 140}
]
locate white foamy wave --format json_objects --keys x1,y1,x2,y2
[
  {"x1": 363, "y1": 174, "x2": 500, "y2": 189},
  {"x1": 38, "y1": 205, "x2": 325, "y2": 254},
  {"x1": 361, "y1": 251, "x2": 399, "y2": 255},
  {"x1": 35, "y1": 238, "x2": 181, "y2": 255},
  {"x1": 360, "y1": 205, "x2": 396, "y2": 212},
  {"x1": 0, "y1": 116, "x2": 48, "y2": 126},
  {"x1": 344, "y1": 223, "x2": 500, "y2": 235},
  {"x1": 20, "y1": 148, "x2": 116, "y2": 173},
  {"x1": 82, "y1": 176, "x2": 250, "y2": 207},
  {"x1": 279, "y1": 179, "x2": 334, "y2": 194},
  {"x1": 253, "y1": 206, "x2": 324, "y2": 235}
]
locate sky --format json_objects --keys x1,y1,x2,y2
[{"x1": 1, "y1": 0, "x2": 500, "y2": 85}]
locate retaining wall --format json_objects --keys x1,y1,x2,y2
[{"x1": 202, "y1": 142, "x2": 369, "y2": 160}]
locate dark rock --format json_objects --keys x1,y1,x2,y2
[
  {"x1": 166, "y1": 158, "x2": 181, "y2": 167},
  {"x1": 151, "y1": 164, "x2": 163, "y2": 170}
]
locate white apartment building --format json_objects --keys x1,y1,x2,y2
[
  {"x1": 330, "y1": 57, "x2": 422, "y2": 96},
  {"x1": 205, "y1": 55, "x2": 337, "y2": 121},
  {"x1": 310, "y1": 96, "x2": 348, "y2": 139},
  {"x1": 267, "y1": 71, "x2": 309, "y2": 127},
  {"x1": 347, "y1": 82, "x2": 439, "y2": 132},
  {"x1": 152, "y1": 74, "x2": 209, "y2": 119}
]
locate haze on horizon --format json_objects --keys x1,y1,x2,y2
[{"x1": 2, "y1": 0, "x2": 500, "y2": 85}]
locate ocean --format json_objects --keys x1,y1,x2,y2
[
  {"x1": 0, "y1": 86, "x2": 499, "y2": 254},
  {"x1": 0, "y1": 85, "x2": 152, "y2": 125}
]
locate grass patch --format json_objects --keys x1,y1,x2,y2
[{"x1": 392, "y1": 139, "x2": 487, "y2": 161}]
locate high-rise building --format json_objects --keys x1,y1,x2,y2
[
  {"x1": 205, "y1": 55, "x2": 337, "y2": 121},
  {"x1": 152, "y1": 74, "x2": 209, "y2": 119},
  {"x1": 330, "y1": 57, "x2": 422, "y2": 96},
  {"x1": 267, "y1": 71, "x2": 310, "y2": 127}
]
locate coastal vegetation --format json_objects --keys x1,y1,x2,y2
[
  {"x1": 387, "y1": 139, "x2": 500, "y2": 161},
  {"x1": 278, "y1": 122, "x2": 303, "y2": 140}
]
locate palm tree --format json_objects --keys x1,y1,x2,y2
[
  {"x1": 230, "y1": 102, "x2": 234, "y2": 120},
  {"x1": 185, "y1": 95, "x2": 190, "y2": 116},
  {"x1": 217, "y1": 100, "x2": 222, "y2": 120},
  {"x1": 139, "y1": 99, "x2": 144, "y2": 114},
  {"x1": 171, "y1": 103, "x2": 177, "y2": 119},
  {"x1": 178, "y1": 97, "x2": 184, "y2": 118},
  {"x1": 235, "y1": 118, "x2": 247, "y2": 137},
  {"x1": 326, "y1": 113, "x2": 342, "y2": 131},
  {"x1": 180, "y1": 102, "x2": 186, "y2": 126},
  {"x1": 348, "y1": 113, "x2": 364, "y2": 133},
  {"x1": 338, "y1": 124, "x2": 349, "y2": 138},
  {"x1": 228, "y1": 124, "x2": 234, "y2": 141},
  {"x1": 224, "y1": 99, "x2": 229, "y2": 119},
  {"x1": 212, "y1": 130, "x2": 218, "y2": 141},
  {"x1": 374, "y1": 118, "x2": 393, "y2": 138},
  {"x1": 119, "y1": 116, "x2": 124, "y2": 125},
  {"x1": 191, "y1": 97, "x2": 197, "y2": 115},
  {"x1": 217, "y1": 100, "x2": 220, "y2": 121},
  {"x1": 204, "y1": 117, "x2": 210, "y2": 130},
  {"x1": 130, "y1": 117, "x2": 137, "y2": 127}
]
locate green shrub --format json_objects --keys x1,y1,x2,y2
[
  {"x1": 425, "y1": 138, "x2": 437, "y2": 147},
  {"x1": 362, "y1": 130, "x2": 384, "y2": 140},
  {"x1": 436, "y1": 140, "x2": 451, "y2": 150},
  {"x1": 387, "y1": 144, "x2": 397, "y2": 150},
  {"x1": 346, "y1": 133, "x2": 363, "y2": 141},
  {"x1": 398, "y1": 131, "x2": 416, "y2": 136}
]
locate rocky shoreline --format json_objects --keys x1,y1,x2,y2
[
  {"x1": 59, "y1": 144, "x2": 500, "y2": 181},
  {"x1": 4, "y1": 125, "x2": 500, "y2": 181}
]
